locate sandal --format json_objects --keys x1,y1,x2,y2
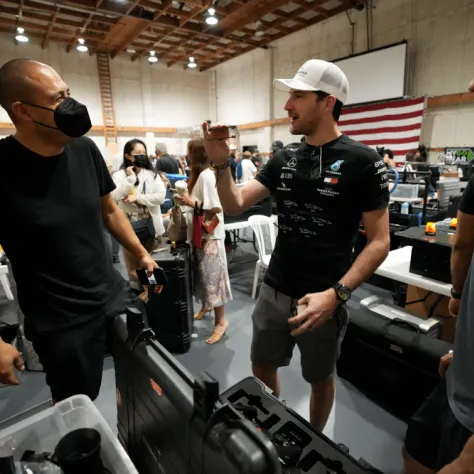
[
  {"x1": 194, "y1": 308, "x2": 212, "y2": 320},
  {"x1": 206, "y1": 321, "x2": 229, "y2": 345}
]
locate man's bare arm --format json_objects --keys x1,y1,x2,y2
[
  {"x1": 101, "y1": 194, "x2": 147, "y2": 258},
  {"x1": 339, "y1": 208, "x2": 390, "y2": 290},
  {"x1": 215, "y1": 166, "x2": 270, "y2": 216},
  {"x1": 451, "y1": 210, "x2": 474, "y2": 293}
]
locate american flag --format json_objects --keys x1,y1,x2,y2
[{"x1": 339, "y1": 97, "x2": 425, "y2": 159}]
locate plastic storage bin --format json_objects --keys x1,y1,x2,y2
[
  {"x1": 0, "y1": 395, "x2": 138, "y2": 474},
  {"x1": 391, "y1": 183, "x2": 419, "y2": 200}
]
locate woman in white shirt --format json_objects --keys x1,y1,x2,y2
[
  {"x1": 176, "y1": 139, "x2": 232, "y2": 345},
  {"x1": 113, "y1": 139, "x2": 166, "y2": 298},
  {"x1": 240, "y1": 151, "x2": 257, "y2": 184}
]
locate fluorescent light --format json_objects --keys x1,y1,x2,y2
[
  {"x1": 206, "y1": 15, "x2": 218, "y2": 25},
  {"x1": 126, "y1": 48, "x2": 136, "y2": 54},
  {"x1": 76, "y1": 38, "x2": 88, "y2": 52},
  {"x1": 15, "y1": 27, "x2": 28, "y2": 43},
  {"x1": 188, "y1": 57, "x2": 197, "y2": 68}
]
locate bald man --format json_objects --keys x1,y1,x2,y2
[{"x1": 0, "y1": 59, "x2": 157, "y2": 402}]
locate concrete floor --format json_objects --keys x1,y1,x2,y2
[{"x1": 0, "y1": 246, "x2": 406, "y2": 474}]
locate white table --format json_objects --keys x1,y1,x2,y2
[
  {"x1": 224, "y1": 214, "x2": 277, "y2": 232},
  {"x1": 389, "y1": 197, "x2": 423, "y2": 203},
  {"x1": 375, "y1": 246, "x2": 451, "y2": 297}
]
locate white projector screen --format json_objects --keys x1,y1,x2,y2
[{"x1": 335, "y1": 42, "x2": 407, "y2": 106}]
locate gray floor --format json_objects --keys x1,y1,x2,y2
[{"x1": 0, "y1": 246, "x2": 406, "y2": 473}]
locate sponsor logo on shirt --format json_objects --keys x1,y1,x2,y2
[
  {"x1": 284, "y1": 200, "x2": 298, "y2": 208},
  {"x1": 318, "y1": 187, "x2": 340, "y2": 197},
  {"x1": 305, "y1": 203, "x2": 323, "y2": 211},
  {"x1": 290, "y1": 214, "x2": 305, "y2": 221},
  {"x1": 287, "y1": 158, "x2": 297, "y2": 168},
  {"x1": 279, "y1": 224, "x2": 293, "y2": 232},
  {"x1": 324, "y1": 177, "x2": 339, "y2": 185},
  {"x1": 300, "y1": 228, "x2": 317, "y2": 236},
  {"x1": 330, "y1": 160, "x2": 344, "y2": 172},
  {"x1": 312, "y1": 217, "x2": 332, "y2": 226}
]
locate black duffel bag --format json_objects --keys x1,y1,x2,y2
[{"x1": 337, "y1": 307, "x2": 453, "y2": 422}]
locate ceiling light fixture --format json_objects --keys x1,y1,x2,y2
[
  {"x1": 206, "y1": 7, "x2": 218, "y2": 25},
  {"x1": 148, "y1": 50, "x2": 158, "y2": 63},
  {"x1": 254, "y1": 20, "x2": 265, "y2": 37},
  {"x1": 76, "y1": 38, "x2": 88, "y2": 52},
  {"x1": 126, "y1": 48, "x2": 136, "y2": 54},
  {"x1": 15, "y1": 27, "x2": 29, "y2": 43},
  {"x1": 188, "y1": 56, "x2": 197, "y2": 69}
]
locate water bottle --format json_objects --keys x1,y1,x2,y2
[{"x1": 401, "y1": 202, "x2": 409, "y2": 215}]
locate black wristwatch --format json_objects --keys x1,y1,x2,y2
[
  {"x1": 332, "y1": 283, "x2": 352, "y2": 302},
  {"x1": 451, "y1": 288, "x2": 462, "y2": 300}
]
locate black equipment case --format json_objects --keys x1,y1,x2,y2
[
  {"x1": 147, "y1": 245, "x2": 193, "y2": 354},
  {"x1": 395, "y1": 227, "x2": 453, "y2": 284},
  {"x1": 220, "y1": 377, "x2": 382, "y2": 474},
  {"x1": 337, "y1": 308, "x2": 453, "y2": 421},
  {"x1": 113, "y1": 308, "x2": 281, "y2": 474},
  {"x1": 113, "y1": 309, "x2": 382, "y2": 474}
]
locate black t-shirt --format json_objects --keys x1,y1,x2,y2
[
  {"x1": 255, "y1": 135, "x2": 389, "y2": 298},
  {"x1": 155, "y1": 154, "x2": 180, "y2": 174},
  {"x1": 0, "y1": 136, "x2": 123, "y2": 334},
  {"x1": 460, "y1": 175, "x2": 474, "y2": 214}
]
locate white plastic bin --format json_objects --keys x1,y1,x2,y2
[
  {"x1": 0, "y1": 395, "x2": 138, "y2": 474},
  {"x1": 391, "y1": 183, "x2": 419, "y2": 200}
]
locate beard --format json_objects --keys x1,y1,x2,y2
[{"x1": 290, "y1": 118, "x2": 319, "y2": 136}]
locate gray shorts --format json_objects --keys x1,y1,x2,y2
[{"x1": 250, "y1": 282, "x2": 349, "y2": 384}]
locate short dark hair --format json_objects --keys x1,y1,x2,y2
[{"x1": 315, "y1": 91, "x2": 343, "y2": 122}]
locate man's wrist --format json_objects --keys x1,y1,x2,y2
[{"x1": 451, "y1": 287, "x2": 463, "y2": 299}]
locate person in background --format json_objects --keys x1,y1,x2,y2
[
  {"x1": 383, "y1": 148, "x2": 396, "y2": 169},
  {"x1": 241, "y1": 151, "x2": 258, "y2": 184},
  {"x1": 271, "y1": 140, "x2": 284, "y2": 159},
  {"x1": 159, "y1": 172, "x2": 174, "y2": 233},
  {"x1": 251, "y1": 150, "x2": 261, "y2": 169},
  {"x1": 175, "y1": 139, "x2": 232, "y2": 345},
  {"x1": 229, "y1": 145, "x2": 238, "y2": 181},
  {"x1": 150, "y1": 154, "x2": 158, "y2": 168},
  {"x1": 113, "y1": 139, "x2": 166, "y2": 299},
  {"x1": 402, "y1": 79, "x2": 474, "y2": 474},
  {"x1": 0, "y1": 59, "x2": 157, "y2": 401},
  {"x1": 202, "y1": 58, "x2": 390, "y2": 431},
  {"x1": 155, "y1": 142, "x2": 180, "y2": 174}
]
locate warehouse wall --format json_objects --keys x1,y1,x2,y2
[
  {"x1": 0, "y1": 34, "x2": 212, "y2": 158},
  {"x1": 214, "y1": 0, "x2": 474, "y2": 157}
]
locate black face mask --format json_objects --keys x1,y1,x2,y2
[
  {"x1": 133, "y1": 155, "x2": 149, "y2": 168},
  {"x1": 23, "y1": 97, "x2": 92, "y2": 138}
]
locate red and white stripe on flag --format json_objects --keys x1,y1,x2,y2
[{"x1": 339, "y1": 97, "x2": 425, "y2": 159}]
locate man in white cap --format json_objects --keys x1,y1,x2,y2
[{"x1": 201, "y1": 59, "x2": 390, "y2": 430}]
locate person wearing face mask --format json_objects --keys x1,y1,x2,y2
[
  {"x1": 201, "y1": 59, "x2": 390, "y2": 431},
  {"x1": 113, "y1": 139, "x2": 166, "y2": 299},
  {"x1": 0, "y1": 59, "x2": 158, "y2": 402}
]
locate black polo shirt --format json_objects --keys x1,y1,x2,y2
[{"x1": 255, "y1": 134, "x2": 389, "y2": 298}]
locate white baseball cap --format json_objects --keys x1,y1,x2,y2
[{"x1": 274, "y1": 59, "x2": 349, "y2": 105}]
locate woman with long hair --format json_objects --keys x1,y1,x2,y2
[
  {"x1": 113, "y1": 139, "x2": 166, "y2": 298},
  {"x1": 176, "y1": 138, "x2": 232, "y2": 345}
]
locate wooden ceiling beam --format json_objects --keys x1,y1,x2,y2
[
  {"x1": 0, "y1": 5, "x2": 110, "y2": 33},
  {"x1": 1, "y1": 0, "x2": 117, "y2": 25},
  {"x1": 41, "y1": 8, "x2": 59, "y2": 49},
  {"x1": 66, "y1": 1, "x2": 104, "y2": 53}
]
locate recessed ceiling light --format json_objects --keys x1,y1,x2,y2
[
  {"x1": 15, "y1": 27, "x2": 29, "y2": 43},
  {"x1": 188, "y1": 56, "x2": 197, "y2": 68},
  {"x1": 126, "y1": 48, "x2": 136, "y2": 54}
]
